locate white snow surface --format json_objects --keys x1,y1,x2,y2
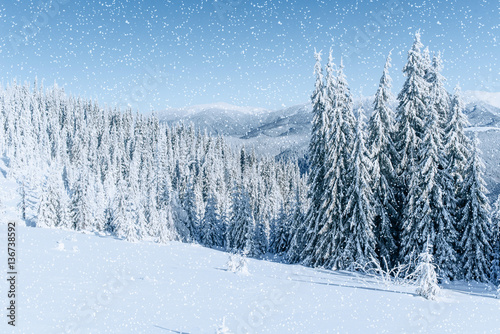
[
  {"x1": 1, "y1": 163, "x2": 500, "y2": 333},
  {"x1": 1, "y1": 221, "x2": 500, "y2": 333}
]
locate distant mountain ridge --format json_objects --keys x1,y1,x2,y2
[
  {"x1": 157, "y1": 102, "x2": 270, "y2": 137},
  {"x1": 463, "y1": 91, "x2": 500, "y2": 109},
  {"x1": 158, "y1": 91, "x2": 500, "y2": 197}
]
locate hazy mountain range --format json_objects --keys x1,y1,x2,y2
[{"x1": 158, "y1": 91, "x2": 500, "y2": 197}]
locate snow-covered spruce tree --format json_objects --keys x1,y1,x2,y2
[
  {"x1": 421, "y1": 46, "x2": 432, "y2": 83},
  {"x1": 299, "y1": 50, "x2": 329, "y2": 265},
  {"x1": 37, "y1": 177, "x2": 58, "y2": 228},
  {"x1": 444, "y1": 85, "x2": 471, "y2": 192},
  {"x1": 287, "y1": 188, "x2": 306, "y2": 263},
  {"x1": 444, "y1": 86, "x2": 472, "y2": 269},
  {"x1": 37, "y1": 168, "x2": 68, "y2": 228},
  {"x1": 201, "y1": 194, "x2": 220, "y2": 248},
  {"x1": 157, "y1": 168, "x2": 174, "y2": 212},
  {"x1": 157, "y1": 206, "x2": 177, "y2": 244},
  {"x1": 414, "y1": 239, "x2": 440, "y2": 300},
  {"x1": 227, "y1": 185, "x2": 255, "y2": 253},
  {"x1": 394, "y1": 31, "x2": 428, "y2": 195},
  {"x1": 183, "y1": 182, "x2": 200, "y2": 242},
  {"x1": 395, "y1": 31, "x2": 430, "y2": 264},
  {"x1": 491, "y1": 194, "x2": 500, "y2": 284},
  {"x1": 103, "y1": 200, "x2": 114, "y2": 233},
  {"x1": 111, "y1": 178, "x2": 129, "y2": 236},
  {"x1": 459, "y1": 135, "x2": 492, "y2": 282},
  {"x1": 428, "y1": 57, "x2": 461, "y2": 280},
  {"x1": 302, "y1": 53, "x2": 354, "y2": 268},
  {"x1": 341, "y1": 107, "x2": 377, "y2": 269},
  {"x1": 401, "y1": 82, "x2": 458, "y2": 279},
  {"x1": 123, "y1": 204, "x2": 139, "y2": 242},
  {"x1": 171, "y1": 189, "x2": 193, "y2": 243},
  {"x1": 427, "y1": 102, "x2": 457, "y2": 279},
  {"x1": 367, "y1": 51, "x2": 398, "y2": 267},
  {"x1": 271, "y1": 203, "x2": 290, "y2": 254},
  {"x1": 112, "y1": 176, "x2": 138, "y2": 242},
  {"x1": 252, "y1": 218, "x2": 268, "y2": 258},
  {"x1": 70, "y1": 171, "x2": 93, "y2": 231},
  {"x1": 127, "y1": 153, "x2": 145, "y2": 241},
  {"x1": 142, "y1": 178, "x2": 159, "y2": 237},
  {"x1": 426, "y1": 52, "x2": 459, "y2": 236},
  {"x1": 93, "y1": 177, "x2": 107, "y2": 232},
  {"x1": 427, "y1": 52, "x2": 451, "y2": 130},
  {"x1": 317, "y1": 57, "x2": 356, "y2": 269}
]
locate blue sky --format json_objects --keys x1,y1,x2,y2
[{"x1": 0, "y1": 0, "x2": 498, "y2": 112}]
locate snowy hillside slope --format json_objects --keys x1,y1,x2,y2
[
  {"x1": 1, "y1": 219, "x2": 500, "y2": 333},
  {"x1": 1, "y1": 164, "x2": 499, "y2": 333}
]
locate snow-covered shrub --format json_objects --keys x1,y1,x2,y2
[
  {"x1": 354, "y1": 256, "x2": 413, "y2": 286},
  {"x1": 414, "y1": 241, "x2": 440, "y2": 300},
  {"x1": 226, "y1": 252, "x2": 249, "y2": 275},
  {"x1": 216, "y1": 317, "x2": 231, "y2": 334}
]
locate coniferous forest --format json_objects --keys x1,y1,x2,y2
[{"x1": 1, "y1": 32, "x2": 498, "y2": 283}]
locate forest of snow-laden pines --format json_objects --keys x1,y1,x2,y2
[
  {"x1": 1, "y1": 32, "x2": 499, "y2": 283},
  {"x1": 291, "y1": 32, "x2": 499, "y2": 283},
  {"x1": 0, "y1": 80, "x2": 308, "y2": 258}
]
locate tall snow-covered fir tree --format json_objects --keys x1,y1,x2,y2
[
  {"x1": 183, "y1": 182, "x2": 201, "y2": 242},
  {"x1": 302, "y1": 55, "x2": 356, "y2": 269},
  {"x1": 252, "y1": 218, "x2": 268, "y2": 258},
  {"x1": 445, "y1": 85, "x2": 471, "y2": 191},
  {"x1": 427, "y1": 56, "x2": 459, "y2": 270},
  {"x1": 403, "y1": 83, "x2": 457, "y2": 279},
  {"x1": 37, "y1": 173, "x2": 60, "y2": 229},
  {"x1": 70, "y1": 170, "x2": 93, "y2": 231},
  {"x1": 201, "y1": 194, "x2": 221, "y2": 248},
  {"x1": 157, "y1": 206, "x2": 177, "y2": 244},
  {"x1": 287, "y1": 187, "x2": 307, "y2": 263},
  {"x1": 443, "y1": 86, "x2": 471, "y2": 275},
  {"x1": 396, "y1": 31, "x2": 432, "y2": 266},
  {"x1": 459, "y1": 135, "x2": 492, "y2": 282},
  {"x1": 112, "y1": 178, "x2": 129, "y2": 236},
  {"x1": 122, "y1": 197, "x2": 139, "y2": 243},
  {"x1": 299, "y1": 50, "x2": 329, "y2": 265},
  {"x1": 323, "y1": 57, "x2": 356, "y2": 269},
  {"x1": 37, "y1": 167, "x2": 69, "y2": 229},
  {"x1": 394, "y1": 31, "x2": 428, "y2": 198},
  {"x1": 427, "y1": 52, "x2": 451, "y2": 131},
  {"x1": 227, "y1": 185, "x2": 255, "y2": 253},
  {"x1": 271, "y1": 203, "x2": 291, "y2": 254},
  {"x1": 367, "y1": 51, "x2": 398, "y2": 267},
  {"x1": 341, "y1": 107, "x2": 377, "y2": 268}
]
